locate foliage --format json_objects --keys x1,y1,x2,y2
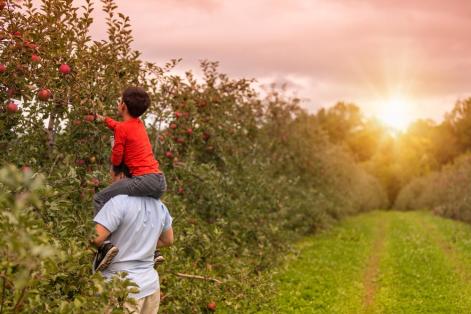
[
  {"x1": 0, "y1": 165, "x2": 136, "y2": 313},
  {"x1": 0, "y1": 0, "x2": 386, "y2": 312},
  {"x1": 395, "y1": 154, "x2": 471, "y2": 223}
]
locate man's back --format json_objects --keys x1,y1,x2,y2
[{"x1": 94, "y1": 195, "x2": 172, "y2": 299}]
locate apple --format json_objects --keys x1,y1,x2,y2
[
  {"x1": 6, "y1": 102, "x2": 18, "y2": 113},
  {"x1": 76, "y1": 159, "x2": 85, "y2": 166},
  {"x1": 7, "y1": 87, "x2": 16, "y2": 97},
  {"x1": 175, "y1": 111, "x2": 182, "y2": 119},
  {"x1": 31, "y1": 54, "x2": 41, "y2": 62},
  {"x1": 0, "y1": 1, "x2": 6, "y2": 11},
  {"x1": 13, "y1": 31, "x2": 21, "y2": 37},
  {"x1": 38, "y1": 88, "x2": 52, "y2": 101},
  {"x1": 170, "y1": 123, "x2": 177, "y2": 129},
  {"x1": 24, "y1": 41, "x2": 38, "y2": 50},
  {"x1": 84, "y1": 114, "x2": 95, "y2": 122},
  {"x1": 207, "y1": 302, "x2": 216, "y2": 311},
  {"x1": 59, "y1": 63, "x2": 71, "y2": 75},
  {"x1": 21, "y1": 166, "x2": 32, "y2": 173},
  {"x1": 175, "y1": 137, "x2": 185, "y2": 144},
  {"x1": 0, "y1": 64, "x2": 6, "y2": 73},
  {"x1": 88, "y1": 178, "x2": 100, "y2": 187},
  {"x1": 186, "y1": 128, "x2": 193, "y2": 135},
  {"x1": 178, "y1": 186, "x2": 184, "y2": 194},
  {"x1": 16, "y1": 64, "x2": 26, "y2": 74},
  {"x1": 165, "y1": 151, "x2": 174, "y2": 159},
  {"x1": 203, "y1": 132, "x2": 210, "y2": 141}
]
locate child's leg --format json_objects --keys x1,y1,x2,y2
[
  {"x1": 93, "y1": 177, "x2": 132, "y2": 215},
  {"x1": 128, "y1": 173, "x2": 167, "y2": 200}
]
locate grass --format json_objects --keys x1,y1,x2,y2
[{"x1": 254, "y1": 211, "x2": 471, "y2": 313}]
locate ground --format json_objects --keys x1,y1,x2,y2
[{"x1": 265, "y1": 211, "x2": 471, "y2": 313}]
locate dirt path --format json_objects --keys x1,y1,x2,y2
[{"x1": 361, "y1": 219, "x2": 388, "y2": 311}]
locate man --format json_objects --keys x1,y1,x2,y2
[{"x1": 91, "y1": 164, "x2": 173, "y2": 313}]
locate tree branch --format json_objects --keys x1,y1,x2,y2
[{"x1": 174, "y1": 272, "x2": 223, "y2": 284}]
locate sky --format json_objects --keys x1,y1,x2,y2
[{"x1": 89, "y1": 0, "x2": 471, "y2": 127}]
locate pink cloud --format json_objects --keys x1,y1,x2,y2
[{"x1": 85, "y1": 0, "x2": 471, "y2": 121}]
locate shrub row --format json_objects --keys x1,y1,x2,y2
[{"x1": 395, "y1": 154, "x2": 471, "y2": 223}]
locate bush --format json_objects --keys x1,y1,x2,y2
[{"x1": 395, "y1": 154, "x2": 471, "y2": 222}]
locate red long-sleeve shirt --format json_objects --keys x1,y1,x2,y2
[{"x1": 105, "y1": 117, "x2": 160, "y2": 176}]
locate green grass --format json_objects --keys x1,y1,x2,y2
[{"x1": 256, "y1": 211, "x2": 471, "y2": 313}]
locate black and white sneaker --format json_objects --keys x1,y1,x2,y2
[
  {"x1": 154, "y1": 250, "x2": 165, "y2": 266},
  {"x1": 93, "y1": 243, "x2": 119, "y2": 273}
]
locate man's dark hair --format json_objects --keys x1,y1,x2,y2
[
  {"x1": 122, "y1": 86, "x2": 150, "y2": 117},
  {"x1": 112, "y1": 163, "x2": 132, "y2": 178}
]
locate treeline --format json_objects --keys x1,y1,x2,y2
[
  {"x1": 0, "y1": 1, "x2": 386, "y2": 312},
  {"x1": 311, "y1": 99, "x2": 471, "y2": 205},
  {"x1": 395, "y1": 99, "x2": 471, "y2": 220}
]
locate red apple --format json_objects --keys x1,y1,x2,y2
[
  {"x1": 16, "y1": 64, "x2": 26, "y2": 74},
  {"x1": 31, "y1": 54, "x2": 41, "y2": 62},
  {"x1": 207, "y1": 302, "x2": 216, "y2": 311},
  {"x1": 21, "y1": 166, "x2": 32, "y2": 173},
  {"x1": 7, "y1": 87, "x2": 16, "y2": 97},
  {"x1": 203, "y1": 132, "x2": 210, "y2": 141},
  {"x1": 178, "y1": 186, "x2": 184, "y2": 194},
  {"x1": 76, "y1": 159, "x2": 85, "y2": 166},
  {"x1": 24, "y1": 41, "x2": 38, "y2": 50},
  {"x1": 59, "y1": 63, "x2": 71, "y2": 75},
  {"x1": 175, "y1": 111, "x2": 182, "y2": 119},
  {"x1": 0, "y1": 64, "x2": 6, "y2": 73},
  {"x1": 84, "y1": 114, "x2": 95, "y2": 122},
  {"x1": 37, "y1": 88, "x2": 52, "y2": 101},
  {"x1": 13, "y1": 31, "x2": 21, "y2": 37},
  {"x1": 170, "y1": 123, "x2": 177, "y2": 129},
  {"x1": 175, "y1": 137, "x2": 185, "y2": 144},
  {"x1": 186, "y1": 128, "x2": 193, "y2": 135},
  {"x1": 6, "y1": 102, "x2": 18, "y2": 113},
  {"x1": 88, "y1": 178, "x2": 100, "y2": 187},
  {"x1": 165, "y1": 151, "x2": 174, "y2": 159}
]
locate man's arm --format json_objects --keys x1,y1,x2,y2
[
  {"x1": 157, "y1": 227, "x2": 173, "y2": 248},
  {"x1": 91, "y1": 224, "x2": 111, "y2": 248}
]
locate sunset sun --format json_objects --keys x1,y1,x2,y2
[{"x1": 377, "y1": 98, "x2": 413, "y2": 131}]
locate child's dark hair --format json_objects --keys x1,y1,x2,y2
[
  {"x1": 122, "y1": 86, "x2": 150, "y2": 117},
  {"x1": 112, "y1": 163, "x2": 132, "y2": 178}
]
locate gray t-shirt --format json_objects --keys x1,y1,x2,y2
[{"x1": 94, "y1": 195, "x2": 173, "y2": 299}]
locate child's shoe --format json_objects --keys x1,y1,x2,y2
[
  {"x1": 154, "y1": 249, "x2": 165, "y2": 266},
  {"x1": 93, "y1": 243, "x2": 119, "y2": 272}
]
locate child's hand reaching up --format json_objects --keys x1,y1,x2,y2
[{"x1": 95, "y1": 114, "x2": 105, "y2": 122}]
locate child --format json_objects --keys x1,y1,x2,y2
[{"x1": 93, "y1": 86, "x2": 166, "y2": 271}]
